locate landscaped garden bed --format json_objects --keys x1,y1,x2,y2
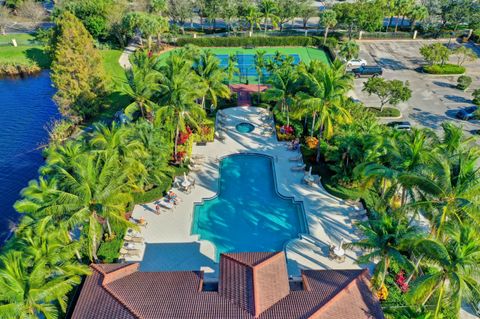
[{"x1": 423, "y1": 63, "x2": 465, "y2": 74}]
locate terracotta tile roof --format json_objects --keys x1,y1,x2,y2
[{"x1": 71, "y1": 252, "x2": 384, "y2": 319}]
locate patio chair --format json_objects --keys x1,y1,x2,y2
[
  {"x1": 124, "y1": 235, "x2": 143, "y2": 243},
  {"x1": 291, "y1": 164, "x2": 306, "y2": 171},
  {"x1": 120, "y1": 248, "x2": 142, "y2": 258},
  {"x1": 289, "y1": 155, "x2": 303, "y2": 162},
  {"x1": 188, "y1": 164, "x2": 201, "y2": 172},
  {"x1": 216, "y1": 132, "x2": 226, "y2": 141}
]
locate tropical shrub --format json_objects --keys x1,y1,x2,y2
[
  {"x1": 275, "y1": 124, "x2": 295, "y2": 141},
  {"x1": 193, "y1": 120, "x2": 215, "y2": 143},
  {"x1": 423, "y1": 64, "x2": 465, "y2": 74},
  {"x1": 473, "y1": 88, "x2": 480, "y2": 105},
  {"x1": 176, "y1": 36, "x2": 314, "y2": 47},
  {"x1": 367, "y1": 107, "x2": 401, "y2": 117},
  {"x1": 456, "y1": 75, "x2": 472, "y2": 90},
  {"x1": 218, "y1": 92, "x2": 238, "y2": 109},
  {"x1": 305, "y1": 136, "x2": 319, "y2": 149},
  {"x1": 97, "y1": 224, "x2": 127, "y2": 263}
]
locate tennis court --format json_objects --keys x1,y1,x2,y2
[{"x1": 157, "y1": 47, "x2": 330, "y2": 84}]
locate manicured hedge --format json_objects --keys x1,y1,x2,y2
[
  {"x1": 367, "y1": 107, "x2": 401, "y2": 117},
  {"x1": 423, "y1": 64, "x2": 465, "y2": 75},
  {"x1": 176, "y1": 36, "x2": 315, "y2": 47}
]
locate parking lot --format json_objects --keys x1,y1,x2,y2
[{"x1": 350, "y1": 40, "x2": 480, "y2": 136}]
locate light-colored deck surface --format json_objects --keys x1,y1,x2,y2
[{"x1": 130, "y1": 107, "x2": 367, "y2": 278}]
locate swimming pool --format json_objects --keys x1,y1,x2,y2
[
  {"x1": 192, "y1": 154, "x2": 307, "y2": 260},
  {"x1": 216, "y1": 53, "x2": 301, "y2": 78}
]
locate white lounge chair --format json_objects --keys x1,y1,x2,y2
[
  {"x1": 120, "y1": 248, "x2": 141, "y2": 258},
  {"x1": 291, "y1": 164, "x2": 306, "y2": 171},
  {"x1": 124, "y1": 235, "x2": 144, "y2": 243},
  {"x1": 289, "y1": 155, "x2": 303, "y2": 162},
  {"x1": 158, "y1": 200, "x2": 174, "y2": 209},
  {"x1": 188, "y1": 164, "x2": 201, "y2": 172}
]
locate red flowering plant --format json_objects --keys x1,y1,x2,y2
[
  {"x1": 177, "y1": 126, "x2": 192, "y2": 145},
  {"x1": 395, "y1": 270, "x2": 409, "y2": 293},
  {"x1": 174, "y1": 151, "x2": 187, "y2": 162}
]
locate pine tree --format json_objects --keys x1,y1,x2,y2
[{"x1": 51, "y1": 11, "x2": 107, "y2": 123}]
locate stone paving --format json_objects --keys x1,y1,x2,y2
[{"x1": 129, "y1": 107, "x2": 368, "y2": 279}]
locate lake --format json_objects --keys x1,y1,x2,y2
[{"x1": 0, "y1": 71, "x2": 58, "y2": 242}]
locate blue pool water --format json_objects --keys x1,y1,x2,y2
[
  {"x1": 216, "y1": 54, "x2": 301, "y2": 77},
  {"x1": 0, "y1": 71, "x2": 59, "y2": 242},
  {"x1": 192, "y1": 154, "x2": 306, "y2": 260},
  {"x1": 236, "y1": 122, "x2": 255, "y2": 133}
]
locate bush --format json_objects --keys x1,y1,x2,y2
[
  {"x1": 217, "y1": 92, "x2": 238, "y2": 109},
  {"x1": 473, "y1": 88, "x2": 480, "y2": 105},
  {"x1": 0, "y1": 62, "x2": 41, "y2": 77},
  {"x1": 273, "y1": 108, "x2": 303, "y2": 137},
  {"x1": 176, "y1": 36, "x2": 313, "y2": 47},
  {"x1": 97, "y1": 224, "x2": 127, "y2": 263},
  {"x1": 367, "y1": 107, "x2": 401, "y2": 117},
  {"x1": 423, "y1": 64, "x2": 465, "y2": 74},
  {"x1": 193, "y1": 118, "x2": 215, "y2": 143},
  {"x1": 457, "y1": 75, "x2": 472, "y2": 90}
]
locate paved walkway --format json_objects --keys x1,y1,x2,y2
[
  {"x1": 118, "y1": 42, "x2": 138, "y2": 70},
  {"x1": 230, "y1": 84, "x2": 268, "y2": 106},
  {"x1": 129, "y1": 107, "x2": 367, "y2": 278}
]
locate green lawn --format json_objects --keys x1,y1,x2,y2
[
  {"x1": 100, "y1": 49, "x2": 128, "y2": 86},
  {"x1": 0, "y1": 45, "x2": 51, "y2": 68},
  {"x1": 0, "y1": 33, "x2": 38, "y2": 45}
]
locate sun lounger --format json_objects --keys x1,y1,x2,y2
[
  {"x1": 216, "y1": 132, "x2": 226, "y2": 141},
  {"x1": 120, "y1": 248, "x2": 142, "y2": 258},
  {"x1": 289, "y1": 155, "x2": 303, "y2": 162},
  {"x1": 192, "y1": 154, "x2": 206, "y2": 160},
  {"x1": 124, "y1": 235, "x2": 143, "y2": 243},
  {"x1": 291, "y1": 164, "x2": 306, "y2": 171},
  {"x1": 188, "y1": 164, "x2": 201, "y2": 172},
  {"x1": 158, "y1": 200, "x2": 174, "y2": 209}
]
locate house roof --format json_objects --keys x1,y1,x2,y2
[{"x1": 71, "y1": 252, "x2": 384, "y2": 319}]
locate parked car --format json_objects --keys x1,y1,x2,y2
[
  {"x1": 347, "y1": 58, "x2": 367, "y2": 67},
  {"x1": 455, "y1": 106, "x2": 478, "y2": 121},
  {"x1": 351, "y1": 66, "x2": 383, "y2": 78},
  {"x1": 386, "y1": 121, "x2": 411, "y2": 130}
]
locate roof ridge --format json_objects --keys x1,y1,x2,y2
[
  {"x1": 307, "y1": 269, "x2": 370, "y2": 319},
  {"x1": 221, "y1": 252, "x2": 282, "y2": 268},
  {"x1": 89, "y1": 264, "x2": 142, "y2": 319}
]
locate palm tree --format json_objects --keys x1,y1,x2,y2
[
  {"x1": 156, "y1": 53, "x2": 206, "y2": 159},
  {"x1": 318, "y1": 10, "x2": 337, "y2": 45},
  {"x1": 40, "y1": 140, "x2": 86, "y2": 175},
  {"x1": 264, "y1": 67, "x2": 298, "y2": 127},
  {"x1": 48, "y1": 154, "x2": 136, "y2": 261},
  {"x1": 408, "y1": 224, "x2": 480, "y2": 318},
  {"x1": 0, "y1": 249, "x2": 89, "y2": 319},
  {"x1": 349, "y1": 212, "x2": 421, "y2": 289},
  {"x1": 244, "y1": 5, "x2": 262, "y2": 34},
  {"x1": 193, "y1": 50, "x2": 231, "y2": 111},
  {"x1": 407, "y1": 5, "x2": 428, "y2": 31},
  {"x1": 254, "y1": 50, "x2": 267, "y2": 103},
  {"x1": 259, "y1": 0, "x2": 279, "y2": 34},
  {"x1": 394, "y1": 0, "x2": 414, "y2": 32},
  {"x1": 121, "y1": 64, "x2": 160, "y2": 121},
  {"x1": 225, "y1": 54, "x2": 239, "y2": 85},
  {"x1": 89, "y1": 122, "x2": 148, "y2": 185},
  {"x1": 339, "y1": 41, "x2": 360, "y2": 61},
  {"x1": 295, "y1": 60, "x2": 352, "y2": 138}
]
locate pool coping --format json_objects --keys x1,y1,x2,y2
[{"x1": 190, "y1": 152, "x2": 310, "y2": 260}]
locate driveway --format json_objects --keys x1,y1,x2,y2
[{"x1": 350, "y1": 40, "x2": 480, "y2": 136}]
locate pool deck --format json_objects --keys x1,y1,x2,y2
[{"x1": 129, "y1": 107, "x2": 369, "y2": 278}]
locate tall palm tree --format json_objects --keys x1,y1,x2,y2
[
  {"x1": 259, "y1": 0, "x2": 279, "y2": 34},
  {"x1": 244, "y1": 5, "x2": 262, "y2": 34},
  {"x1": 254, "y1": 50, "x2": 267, "y2": 103},
  {"x1": 349, "y1": 212, "x2": 421, "y2": 289},
  {"x1": 264, "y1": 67, "x2": 298, "y2": 127},
  {"x1": 225, "y1": 54, "x2": 239, "y2": 85},
  {"x1": 338, "y1": 41, "x2": 360, "y2": 61},
  {"x1": 408, "y1": 224, "x2": 480, "y2": 318},
  {"x1": 40, "y1": 140, "x2": 86, "y2": 175},
  {"x1": 318, "y1": 10, "x2": 337, "y2": 45},
  {"x1": 0, "y1": 249, "x2": 89, "y2": 319},
  {"x1": 407, "y1": 5, "x2": 428, "y2": 31},
  {"x1": 122, "y1": 65, "x2": 160, "y2": 120},
  {"x1": 193, "y1": 50, "x2": 231, "y2": 111},
  {"x1": 89, "y1": 122, "x2": 148, "y2": 186},
  {"x1": 156, "y1": 53, "x2": 206, "y2": 159},
  {"x1": 48, "y1": 154, "x2": 136, "y2": 261},
  {"x1": 294, "y1": 60, "x2": 352, "y2": 140}
]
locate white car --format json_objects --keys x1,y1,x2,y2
[{"x1": 347, "y1": 58, "x2": 367, "y2": 67}]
